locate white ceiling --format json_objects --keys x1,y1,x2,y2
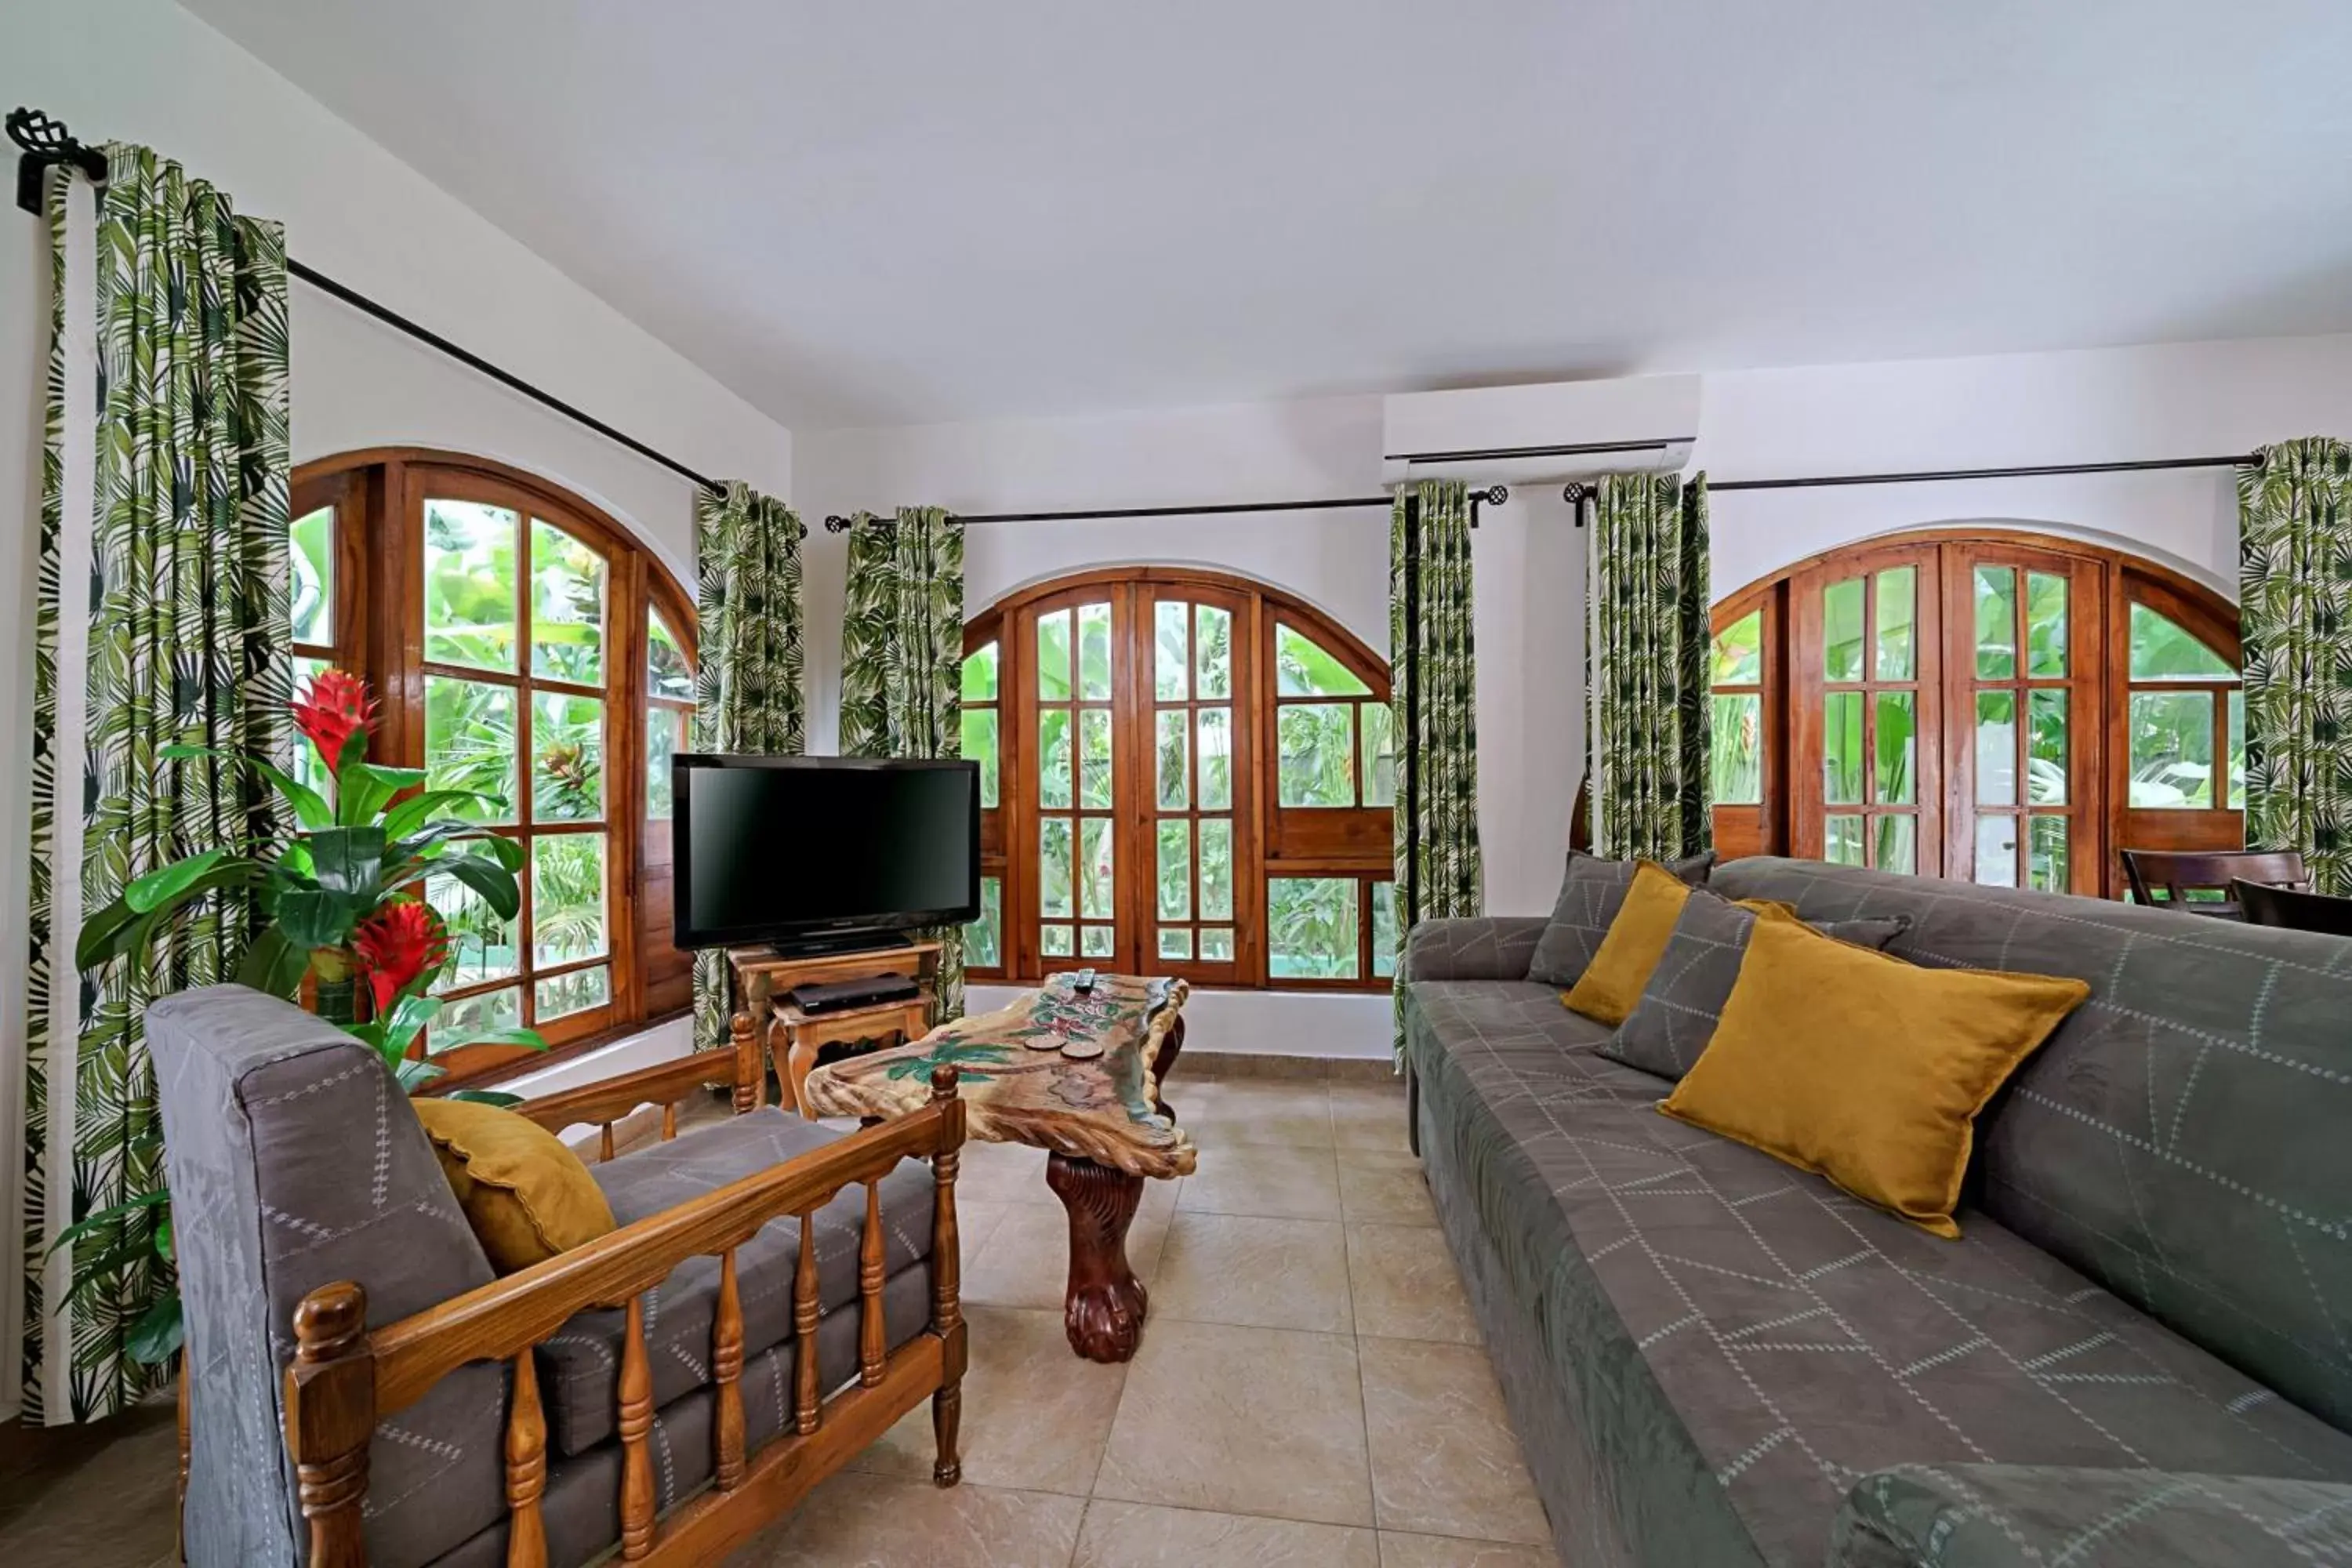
[{"x1": 182, "y1": 0, "x2": 2352, "y2": 430}]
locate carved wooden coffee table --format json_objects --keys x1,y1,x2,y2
[{"x1": 803, "y1": 974, "x2": 1195, "y2": 1363}]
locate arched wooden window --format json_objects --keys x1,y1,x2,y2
[
  {"x1": 1708, "y1": 528, "x2": 2241, "y2": 898},
  {"x1": 292, "y1": 450, "x2": 697, "y2": 1077},
  {"x1": 960, "y1": 568, "x2": 1394, "y2": 991}
]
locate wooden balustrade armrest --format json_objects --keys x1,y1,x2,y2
[
  {"x1": 510, "y1": 1048, "x2": 744, "y2": 1134},
  {"x1": 365, "y1": 1100, "x2": 964, "y2": 1417}
]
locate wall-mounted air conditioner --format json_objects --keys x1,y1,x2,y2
[{"x1": 1380, "y1": 375, "x2": 1700, "y2": 487}]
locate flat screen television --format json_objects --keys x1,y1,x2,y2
[{"x1": 672, "y1": 754, "x2": 980, "y2": 953}]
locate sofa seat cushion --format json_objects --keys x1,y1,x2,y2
[
  {"x1": 1403, "y1": 997, "x2": 2352, "y2": 1568},
  {"x1": 1406, "y1": 979, "x2": 1658, "y2": 1096},
  {"x1": 535, "y1": 1108, "x2": 936, "y2": 1457}
]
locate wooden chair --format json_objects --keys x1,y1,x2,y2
[
  {"x1": 151, "y1": 986, "x2": 967, "y2": 1568},
  {"x1": 2232, "y1": 877, "x2": 2352, "y2": 937},
  {"x1": 2118, "y1": 848, "x2": 2310, "y2": 918}
]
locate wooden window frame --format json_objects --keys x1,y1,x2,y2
[
  {"x1": 963, "y1": 567, "x2": 1392, "y2": 993},
  {"x1": 292, "y1": 449, "x2": 698, "y2": 1083}
]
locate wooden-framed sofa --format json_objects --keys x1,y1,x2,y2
[{"x1": 148, "y1": 985, "x2": 967, "y2": 1568}]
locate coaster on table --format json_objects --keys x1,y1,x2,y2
[{"x1": 1058, "y1": 1036, "x2": 1105, "y2": 1059}]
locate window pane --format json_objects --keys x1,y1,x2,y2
[
  {"x1": 2129, "y1": 691, "x2": 2215, "y2": 808},
  {"x1": 532, "y1": 833, "x2": 608, "y2": 966},
  {"x1": 1371, "y1": 881, "x2": 1398, "y2": 979},
  {"x1": 1157, "y1": 821, "x2": 1191, "y2": 920},
  {"x1": 1275, "y1": 623, "x2": 1371, "y2": 697},
  {"x1": 2027, "y1": 689, "x2": 2067, "y2": 805},
  {"x1": 1041, "y1": 924, "x2": 1073, "y2": 957},
  {"x1": 1269, "y1": 878, "x2": 1359, "y2": 979},
  {"x1": 1156, "y1": 710, "x2": 1189, "y2": 810},
  {"x1": 532, "y1": 692, "x2": 604, "y2": 822},
  {"x1": 2028, "y1": 816, "x2": 2067, "y2": 893},
  {"x1": 648, "y1": 610, "x2": 693, "y2": 700},
  {"x1": 2228, "y1": 688, "x2": 2245, "y2": 809},
  {"x1": 963, "y1": 709, "x2": 1000, "y2": 809},
  {"x1": 1158, "y1": 928, "x2": 1192, "y2": 960},
  {"x1": 2129, "y1": 604, "x2": 2233, "y2": 681},
  {"x1": 292, "y1": 655, "x2": 334, "y2": 797},
  {"x1": 1199, "y1": 819, "x2": 1233, "y2": 920},
  {"x1": 1200, "y1": 927, "x2": 1235, "y2": 961},
  {"x1": 1198, "y1": 708, "x2": 1233, "y2": 809},
  {"x1": 1874, "y1": 815, "x2": 1917, "y2": 876},
  {"x1": 1040, "y1": 818, "x2": 1074, "y2": 918},
  {"x1": 1975, "y1": 816, "x2": 2019, "y2": 887},
  {"x1": 961, "y1": 641, "x2": 999, "y2": 702},
  {"x1": 1824, "y1": 814, "x2": 1864, "y2": 867},
  {"x1": 432, "y1": 985, "x2": 520, "y2": 1050},
  {"x1": 1973, "y1": 566, "x2": 2017, "y2": 679},
  {"x1": 430, "y1": 869, "x2": 517, "y2": 989},
  {"x1": 1874, "y1": 692, "x2": 1915, "y2": 805},
  {"x1": 1359, "y1": 702, "x2": 1396, "y2": 808},
  {"x1": 1080, "y1": 708, "x2": 1114, "y2": 808},
  {"x1": 1874, "y1": 568, "x2": 1915, "y2": 681},
  {"x1": 1975, "y1": 691, "x2": 2016, "y2": 806},
  {"x1": 1823, "y1": 692, "x2": 1864, "y2": 804},
  {"x1": 535, "y1": 964, "x2": 610, "y2": 1022},
  {"x1": 1279, "y1": 703, "x2": 1357, "y2": 806},
  {"x1": 1155, "y1": 601, "x2": 1189, "y2": 701},
  {"x1": 1712, "y1": 610, "x2": 1762, "y2": 685},
  {"x1": 1080, "y1": 925, "x2": 1115, "y2": 958},
  {"x1": 1080, "y1": 818, "x2": 1115, "y2": 920},
  {"x1": 1711, "y1": 693, "x2": 1762, "y2": 804},
  {"x1": 1196, "y1": 605, "x2": 1232, "y2": 699},
  {"x1": 965, "y1": 877, "x2": 1002, "y2": 970},
  {"x1": 529, "y1": 519, "x2": 606, "y2": 685},
  {"x1": 1077, "y1": 603, "x2": 1113, "y2": 701},
  {"x1": 425, "y1": 676, "x2": 517, "y2": 823},
  {"x1": 2025, "y1": 572, "x2": 2067, "y2": 678},
  {"x1": 1037, "y1": 610, "x2": 1072, "y2": 699},
  {"x1": 1038, "y1": 709, "x2": 1073, "y2": 809},
  {"x1": 291, "y1": 504, "x2": 333, "y2": 646},
  {"x1": 1822, "y1": 578, "x2": 1864, "y2": 682},
  {"x1": 424, "y1": 499, "x2": 520, "y2": 672},
  {"x1": 646, "y1": 706, "x2": 682, "y2": 820}
]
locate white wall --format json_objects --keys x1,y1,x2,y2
[{"x1": 0, "y1": 0, "x2": 795, "y2": 1419}]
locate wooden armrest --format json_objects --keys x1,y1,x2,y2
[{"x1": 510, "y1": 1048, "x2": 742, "y2": 1134}]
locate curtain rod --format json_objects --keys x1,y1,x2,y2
[
  {"x1": 822, "y1": 486, "x2": 1508, "y2": 532},
  {"x1": 8, "y1": 107, "x2": 725, "y2": 495}
]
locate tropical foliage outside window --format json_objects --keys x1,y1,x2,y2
[{"x1": 961, "y1": 569, "x2": 1393, "y2": 990}]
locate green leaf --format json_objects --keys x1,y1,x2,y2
[
  {"x1": 308, "y1": 826, "x2": 386, "y2": 895},
  {"x1": 381, "y1": 993, "x2": 443, "y2": 1058},
  {"x1": 274, "y1": 887, "x2": 368, "y2": 950},
  {"x1": 235, "y1": 926, "x2": 310, "y2": 998},
  {"x1": 160, "y1": 743, "x2": 331, "y2": 829},
  {"x1": 382, "y1": 789, "x2": 503, "y2": 840},
  {"x1": 125, "y1": 1295, "x2": 184, "y2": 1367},
  {"x1": 45, "y1": 1189, "x2": 171, "y2": 1255},
  {"x1": 436, "y1": 854, "x2": 523, "y2": 921},
  {"x1": 156, "y1": 1214, "x2": 173, "y2": 1264},
  {"x1": 445, "y1": 1088, "x2": 525, "y2": 1107},
  {"x1": 124, "y1": 848, "x2": 230, "y2": 913},
  {"x1": 75, "y1": 897, "x2": 145, "y2": 970},
  {"x1": 395, "y1": 1057, "x2": 447, "y2": 1092},
  {"x1": 433, "y1": 1025, "x2": 546, "y2": 1053}
]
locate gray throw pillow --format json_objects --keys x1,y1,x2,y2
[
  {"x1": 1526, "y1": 849, "x2": 1717, "y2": 989},
  {"x1": 1602, "y1": 893, "x2": 1911, "y2": 1081}
]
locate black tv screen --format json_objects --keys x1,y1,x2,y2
[{"x1": 672, "y1": 755, "x2": 980, "y2": 948}]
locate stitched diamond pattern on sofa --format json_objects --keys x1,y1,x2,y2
[
  {"x1": 1712, "y1": 857, "x2": 2352, "y2": 1436},
  {"x1": 535, "y1": 1108, "x2": 936, "y2": 1456}
]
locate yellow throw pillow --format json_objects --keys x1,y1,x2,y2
[
  {"x1": 1657, "y1": 917, "x2": 2089, "y2": 1238},
  {"x1": 413, "y1": 1098, "x2": 616, "y2": 1272},
  {"x1": 1562, "y1": 862, "x2": 1693, "y2": 1025}
]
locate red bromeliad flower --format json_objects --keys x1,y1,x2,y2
[
  {"x1": 290, "y1": 670, "x2": 378, "y2": 771},
  {"x1": 353, "y1": 900, "x2": 452, "y2": 1016}
]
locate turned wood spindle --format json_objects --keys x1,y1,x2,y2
[
  {"x1": 713, "y1": 1247, "x2": 746, "y2": 1490},
  {"x1": 599, "y1": 1122, "x2": 616, "y2": 1163},
  {"x1": 929, "y1": 1065, "x2": 965, "y2": 1487},
  {"x1": 283, "y1": 1281, "x2": 374, "y2": 1568},
  {"x1": 662, "y1": 1100, "x2": 678, "y2": 1142},
  {"x1": 617, "y1": 1294, "x2": 656, "y2": 1559},
  {"x1": 503, "y1": 1349, "x2": 550, "y2": 1568},
  {"x1": 730, "y1": 1011, "x2": 763, "y2": 1113},
  {"x1": 793, "y1": 1210, "x2": 821, "y2": 1434},
  {"x1": 858, "y1": 1181, "x2": 887, "y2": 1387}
]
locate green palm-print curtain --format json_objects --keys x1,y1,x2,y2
[
  {"x1": 691, "y1": 481, "x2": 807, "y2": 1051},
  {"x1": 1389, "y1": 479, "x2": 1482, "y2": 1063},
  {"x1": 1588, "y1": 472, "x2": 1712, "y2": 862},
  {"x1": 839, "y1": 508, "x2": 967, "y2": 1022},
  {"x1": 2239, "y1": 439, "x2": 2352, "y2": 895},
  {"x1": 24, "y1": 144, "x2": 291, "y2": 1422}
]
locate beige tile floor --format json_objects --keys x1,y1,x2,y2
[{"x1": 2, "y1": 1078, "x2": 1554, "y2": 1568}]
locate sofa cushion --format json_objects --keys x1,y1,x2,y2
[
  {"x1": 1712, "y1": 857, "x2": 2352, "y2": 1434},
  {"x1": 1526, "y1": 849, "x2": 1715, "y2": 988},
  {"x1": 1606, "y1": 893, "x2": 1911, "y2": 1080},
  {"x1": 412, "y1": 1098, "x2": 616, "y2": 1272},
  {"x1": 1406, "y1": 980, "x2": 1659, "y2": 1102},
  {"x1": 1403, "y1": 992, "x2": 2352, "y2": 1567},
  {"x1": 535, "y1": 1107, "x2": 936, "y2": 1457}
]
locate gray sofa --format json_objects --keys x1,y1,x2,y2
[{"x1": 1400, "y1": 857, "x2": 2352, "y2": 1568}]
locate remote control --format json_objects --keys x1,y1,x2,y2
[{"x1": 1071, "y1": 967, "x2": 1097, "y2": 995}]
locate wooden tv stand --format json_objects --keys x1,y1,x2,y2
[{"x1": 726, "y1": 940, "x2": 942, "y2": 1116}]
